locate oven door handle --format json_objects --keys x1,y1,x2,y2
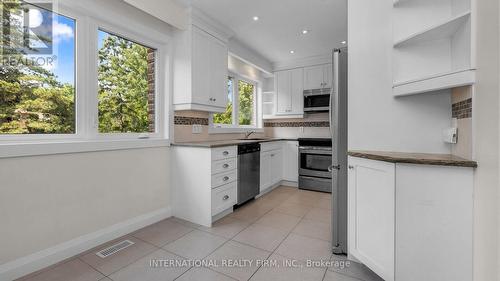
[{"x1": 299, "y1": 148, "x2": 332, "y2": 155}]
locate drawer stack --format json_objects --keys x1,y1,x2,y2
[{"x1": 210, "y1": 146, "x2": 237, "y2": 216}]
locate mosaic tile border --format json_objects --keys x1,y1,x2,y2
[
  {"x1": 452, "y1": 98, "x2": 472, "y2": 119},
  {"x1": 174, "y1": 116, "x2": 209, "y2": 126},
  {"x1": 264, "y1": 121, "x2": 330, "y2": 128}
]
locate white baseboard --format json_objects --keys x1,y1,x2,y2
[
  {"x1": 281, "y1": 180, "x2": 298, "y2": 188},
  {"x1": 0, "y1": 207, "x2": 171, "y2": 281}
]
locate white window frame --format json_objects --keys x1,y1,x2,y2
[
  {"x1": 0, "y1": 1, "x2": 172, "y2": 157},
  {"x1": 209, "y1": 73, "x2": 263, "y2": 134}
]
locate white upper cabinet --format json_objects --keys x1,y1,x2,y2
[
  {"x1": 304, "y1": 65, "x2": 324, "y2": 90},
  {"x1": 173, "y1": 25, "x2": 228, "y2": 112},
  {"x1": 275, "y1": 68, "x2": 304, "y2": 116},
  {"x1": 323, "y1": 64, "x2": 333, "y2": 89},
  {"x1": 209, "y1": 36, "x2": 229, "y2": 108},
  {"x1": 303, "y1": 64, "x2": 332, "y2": 90},
  {"x1": 276, "y1": 70, "x2": 291, "y2": 114}
]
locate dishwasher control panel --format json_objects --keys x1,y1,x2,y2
[{"x1": 238, "y1": 143, "x2": 261, "y2": 154}]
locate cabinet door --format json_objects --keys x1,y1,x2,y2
[
  {"x1": 303, "y1": 65, "x2": 325, "y2": 90},
  {"x1": 209, "y1": 37, "x2": 228, "y2": 110},
  {"x1": 275, "y1": 70, "x2": 291, "y2": 114},
  {"x1": 290, "y1": 68, "x2": 304, "y2": 115},
  {"x1": 191, "y1": 27, "x2": 211, "y2": 105},
  {"x1": 270, "y1": 149, "x2": 283, "y2": 185},
  {"x1": 260, "y1": 152, "x2": 271, "y2": 192},
  {"x1": 348, "y1": 157, "x2": 395, "y2": 281},
  {"x1": 282, "y1": 141, "x2": 299, "y2": 182},
  {"x1": 323, "y1": 63, "x2": 333, "y2": 89}
]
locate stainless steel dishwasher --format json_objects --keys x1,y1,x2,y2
[{"x1": 237, "y1": 143, "x2": 260, "y2": 205}]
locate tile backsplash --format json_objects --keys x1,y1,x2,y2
[
  {"x1": 452, "y1": 98, "x2": 472, "y2": 119},
  {"x1": 451, "y1": 87, "x2": 473, "y2": 159},
  {"x1": 173, "y1": 111, "x2": 331, "y2": 142}
]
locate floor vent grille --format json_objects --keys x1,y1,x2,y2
[{"x1": 96, "y1": 240, "x2": 134, "y2": 258}]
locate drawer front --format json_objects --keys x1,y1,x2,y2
[
  {"x1": 211, "y1": 158, "x2": 237, "y2": 175},
  {"x1": 212, "y1": 146, "x2": 237, "y2": 161},
  {"x1": 211, "y1": 169, "x2": 237, "y2": 188},
  {"x1": 211, "y1": 182, "x2": 237, "y2": 215},
  {"x1": 260, "y1": 141, "x2": 283, "y2": 152}
]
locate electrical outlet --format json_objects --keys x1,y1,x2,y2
[{"x1": 192, "y1": 124, "x2": 203, "y2": 134}]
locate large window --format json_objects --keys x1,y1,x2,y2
[
  {"x1": 97, "y1": 30, "x2": 156, "y2": 134},
  {"x1": 212, "y1": 75, "x2": 257, "y2": 129},
  {"x1": 0, "y1": 2, "x2": 167, "y2": 145},
  {"x1": 0, "y1": 3, "x2": 76, "y2": 134}
]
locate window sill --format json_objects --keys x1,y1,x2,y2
[{"x1": 0, "y1": 138, "x2": 170, "y2": 159}]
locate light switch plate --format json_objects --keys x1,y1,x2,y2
[{"x1": 192, "y1": 124, "x2": 203, "y2": 134}]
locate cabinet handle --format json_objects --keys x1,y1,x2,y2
[
  {"x1": 271, "y1": 154, "x2": 275, "y2": 157},
  {"x1": 223, "y1": 164, "x2": 229, "y2": 168},
  {"x1": 213, "y1": 98, "x2": 216, "y2": 101},
  {"x1": 223, "y1": 151, "x2": 229, "y2": 156},
  {"x1": 223, "y1": 195, "x2": 229, "y2": 200},
  {"x1": 348, "y1": 165, "x2": 354, "y2": 170},
  {"x1": 223, "y1": 176, "x2": 229, "y2": 181}
]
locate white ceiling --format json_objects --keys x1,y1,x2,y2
[{"x1": 189, "y1": 0, "x2": 347, "y2": 64}]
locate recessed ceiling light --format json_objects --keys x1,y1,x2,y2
[
  {"x1": 301, "y1": 30, "x2": 309, "y2": 35},
  {"x1": 341, "y1": 41, "x2": 347, "y2": 45},
  {"x1": 253, "y1": 16, "x2": 259, "y2": 21},
  {"x1": 290, "y1": 50, "x2": 295, "y2": 54}
]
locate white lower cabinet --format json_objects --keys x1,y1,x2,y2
[
  {"x1": 348, "y1": 156, "x2": 473, "y2": 281},
  {"x1": 211, "y1": 182, "x2": 237, "y2": 216},
  {"x1": 172, "y1": 146, "x2": 237, "y2": 227},
  {"x1": 282, "y1": 141, "x2": 299, "y2": 182},
  {"x1": 260, "y1": 142, "x2": 285, "y2": 193},
  {"x1": 348, "y1": 157, "x2": 395, "y2": 281}
]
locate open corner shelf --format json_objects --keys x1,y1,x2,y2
[
  {"x1": 394, "y1": 11, "x2": 471, "y2": 48},
  {"x1": 393, "y1": 69, "x2": 476, "y2": 97}
]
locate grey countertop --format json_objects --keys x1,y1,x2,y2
[
  {"x1": 348, "y1": 150, "x2": 478, "y2": 168},
  {"x1": 171, "y1": 138, "x2": 298, "y2": 148}
]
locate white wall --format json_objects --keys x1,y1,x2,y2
[
  {"x1": 473, "y1": 0, "x2": 500, "y2": 280},
  {"x1": 348, "y1": 0, "x2": 452, "y2": 154},
  {"x1": 0, "y1": 147, "x2": 171, "y2": 279},
  {"x1": 0, "y1": 0, "x2": 175, "y2": 279}
]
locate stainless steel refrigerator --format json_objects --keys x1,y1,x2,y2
[{"x1": 330, "y1": 47, "x2": 348, "y2": 254}]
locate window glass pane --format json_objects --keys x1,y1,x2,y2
[
  {"x1": 0, "y1": 3, "x2": 75, "y2": 134},
  {"x1": 98, "y1": 30, "x2": 155, "y2": 133},
  {"x1": 213, "y1": 77, "x2": 233, "y2": 125},
  {"x1": 238, "y1": 80, "x2": 254, "y2": 126}
]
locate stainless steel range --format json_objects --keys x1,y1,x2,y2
[{"x1": 298, "y1": 138, "x2": 332, "y2": 193}]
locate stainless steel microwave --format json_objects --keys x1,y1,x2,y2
[{"x1": 303, "y1": 88, "x2": 330, "y2": 112}]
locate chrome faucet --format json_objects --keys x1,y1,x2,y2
[{"x1": 244, "y1": 130, "x2": 256, "y2": 139}]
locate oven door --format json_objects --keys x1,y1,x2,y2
[{"x1": 298, "y1": 148, "x2": 332, "y2": 178}]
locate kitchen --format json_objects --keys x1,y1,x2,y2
[{"x1": 0, "y1": 0, "x2": 498, "y2": 281}]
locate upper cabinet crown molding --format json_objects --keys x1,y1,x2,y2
[
  {"x1": 189, "y1": 7, "x2": 235, "y2": 43},
  {"x1": 273, "y1": 53, "x2": 331, "y2": 72}
]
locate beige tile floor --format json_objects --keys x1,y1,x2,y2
[{"x1": 17, "y1": 186, "x2": 383, "y2": 281}]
